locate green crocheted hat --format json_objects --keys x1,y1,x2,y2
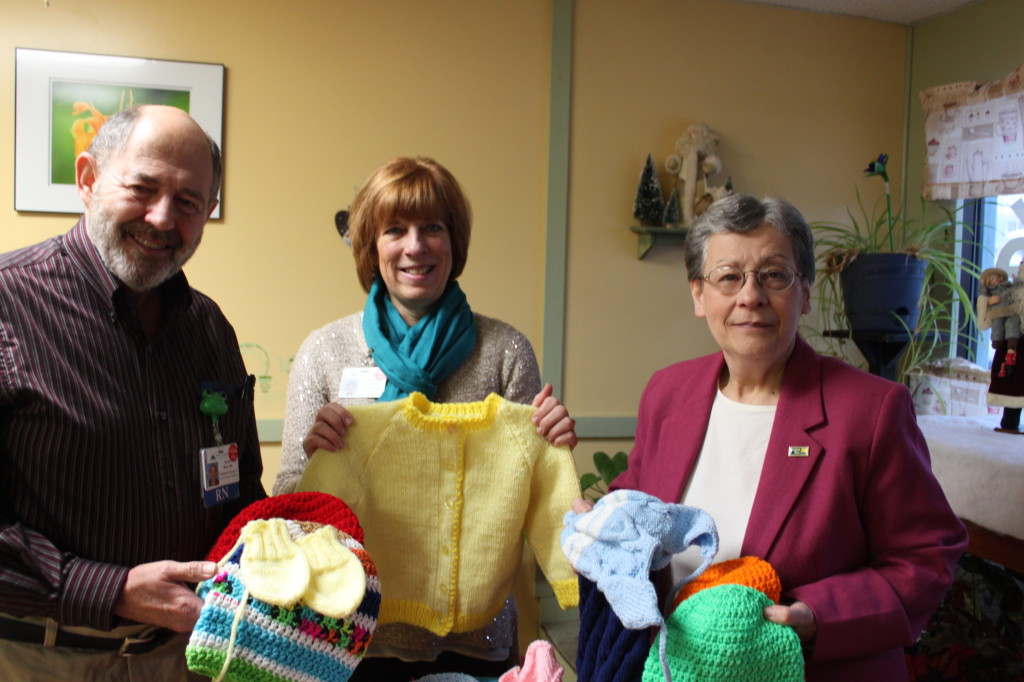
[{"x1": 641, "y1": 584, "x2": 804, "y2": 682}]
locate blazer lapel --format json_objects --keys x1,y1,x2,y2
[
  {"x1": 742, "y1": 338, "x2": 826, "y2": 559},
  {"x1": 667, "y1": 354, "x2": 722, "y2": 502}
]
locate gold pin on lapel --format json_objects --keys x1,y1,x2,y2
[{"x1": 787, "y1": 446, "x2": 810, "y2": 458}]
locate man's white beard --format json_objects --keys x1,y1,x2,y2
[{"x1": 86, "y1": 202, "x2": 201, "y2": 292}]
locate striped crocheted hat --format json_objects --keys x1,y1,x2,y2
[
  {"x1": 641, "y1": 584, "x2": 803, "y2": 682},
  {"x1": 205, "y1": 491, "x2": 364, "y2": 561},
  {"x1": 187, "y1": 494, "x2": 381, "y2": 682}
]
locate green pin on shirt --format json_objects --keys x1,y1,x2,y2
[{"x1": 200, "y1": 390, "x2": 228, "y2": 445}]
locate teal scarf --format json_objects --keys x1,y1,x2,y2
[{"x1": 362, "y1": 277, "x2": 478, "y2": 401}]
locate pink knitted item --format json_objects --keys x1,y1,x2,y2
[
  {"x1": 499, "y1": 640, "x2": 563, "y2": 682},
  {"x1": 206, "y1": 492, "x2": 363, "y2": 562}
]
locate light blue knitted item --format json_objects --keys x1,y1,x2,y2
[
  {"x1": 561, "y1": 489, "x2": 719, "y2": 682},
  {"x1": 561, "y1": 489, "x2": 719, "y2": 629}
]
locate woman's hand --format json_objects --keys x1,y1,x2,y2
[
  {"x1": 763, "y1": 600, "x2": 817, "y2": 643},
  {"x1": 302, "y1": 402, "x2": 355, "y2": 458},
  {"x1": 531, "y1": 383, "x2": 578, "y2": 450},
  {"x1": 571, "y1": 497, "x2": 594, "y2": 514}
]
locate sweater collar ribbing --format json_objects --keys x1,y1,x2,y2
[{"x1": 402, "y1": 392, "x2": 502, "y2": 432}]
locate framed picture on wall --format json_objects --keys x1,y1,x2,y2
[{"x1": 14, "y1": 48, "x2": 225, "y2": 218}]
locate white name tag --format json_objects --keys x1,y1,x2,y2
[
  {"x1": 200, "y1": 443, "x2": 241, "y2": 507},
  {"x1": 339, "y1": 367, "x2": 387, "y2": 399}
]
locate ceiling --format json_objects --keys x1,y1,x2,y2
[{"x1": 736, "y1": 0, "x2": 982, "y2": 25}]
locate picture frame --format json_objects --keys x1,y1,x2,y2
[{"x1": 15, "y1": 48, "x2": 225, "y2": 218}]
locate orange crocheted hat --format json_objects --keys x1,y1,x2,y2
[{"x1": 672, "y1": 555, "x2": 782, "y2": 609}]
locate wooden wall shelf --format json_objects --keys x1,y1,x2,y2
[{"x1": 629, "y1": 225, "x2": 687, "y2": 259}]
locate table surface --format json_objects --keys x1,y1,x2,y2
[{"x1": 917, "y1": 413, "x2": 1024, "y2": 542}]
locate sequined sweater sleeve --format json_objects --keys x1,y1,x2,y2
[{"x1": 273, "y1": 311, "x2": 542, "y2": 495}]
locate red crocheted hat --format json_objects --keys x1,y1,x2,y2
[{"x1": 206, "y1": 491, "x2": 363, "y2": 562}]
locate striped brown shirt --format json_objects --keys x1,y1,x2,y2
[{"x1": 0, "y1": 220, "x2": 265, "y2": 630}]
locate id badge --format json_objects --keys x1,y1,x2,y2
[
  {"x1": 201, "y1": 443, "x2": 241, "y2": 507},
  {"x1": 339, "y1": 367, "x2": 387, "y2": 399}
]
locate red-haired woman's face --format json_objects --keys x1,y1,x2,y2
[{"x1": 376, "y1": 216, "x2": 452, "y2": 326}]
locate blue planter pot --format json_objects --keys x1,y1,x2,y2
[{"x1": 839, "y1": 253, "x2": 927, "y2": 333}]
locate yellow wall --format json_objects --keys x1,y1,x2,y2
[
  {"x1": 906, "y1": 0, "x2": 1024, "y2": 210},
  {"x1": 0, "y1": 2, "x2": 925, "y2": 482},
  {"x1": 0, "y1": 0, "x2": 553, "y2": 488},
  {"x1": 565, "y1": 0, "x2": 907, "y2": 465}
]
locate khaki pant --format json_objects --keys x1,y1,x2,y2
[{"x1": 0, "y1": 624, "x2": 204, "y2": 682}]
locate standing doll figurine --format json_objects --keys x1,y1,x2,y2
[{"x1": 977, "y1": 267, "x2": 1020, "y2": 377}]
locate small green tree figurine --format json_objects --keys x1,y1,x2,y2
[{"x1": 633, "y1": 154, "x2": 665, "y2": 227}]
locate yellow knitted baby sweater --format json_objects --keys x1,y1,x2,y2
[{"x1": 295, "y1": 392, "x2": 580, "y2": 636}]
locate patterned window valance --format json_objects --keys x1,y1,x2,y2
[{"x1": 921, "y1": 64, "x2": 1024, "y2": 200}]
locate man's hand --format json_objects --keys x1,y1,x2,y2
[
  {"x1": 302, "y1": 402, "x2": 355, "y2": 457},
  {"x1": 114, "y1": 560, "x2": 217, "y2": 632},
  {"x1": 531, "y1": 384, "x2": 578, "y2": 450}
]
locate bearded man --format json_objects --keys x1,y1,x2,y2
[{"x1": 0, "y1": 105, "x2": 265, "y2": 680}]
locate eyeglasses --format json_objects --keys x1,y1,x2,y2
[{"x1": 701, "y1": 264, "x2": 801, "y2": 295}]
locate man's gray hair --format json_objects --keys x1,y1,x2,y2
[{"x1": 86, "y1": 106, "x2": 223, "y2": 209}]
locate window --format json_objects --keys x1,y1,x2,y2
[{"x1": 963, "y1": 194, "x2": 1024, "y2": 368}]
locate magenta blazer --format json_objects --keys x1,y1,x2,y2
[{"x1": 612, "y1": 336, "x2": 968, "y2": 681}]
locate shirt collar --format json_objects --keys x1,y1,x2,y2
[{"x1": 63, "y1": 216, "x2": 193, "y2": 314}]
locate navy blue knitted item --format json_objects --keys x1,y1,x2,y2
[{"x1": 577, "y1": 576, "x2": 650, "y2": 682}]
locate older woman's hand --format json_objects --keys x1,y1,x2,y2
[
  {"x1": 531, "y1": 383, "x2": 578, "y2": 450},
  {"x1": 763, "y1": 600, "x2": 817, "y2": 643},
  {"x1": 302, "y1": 402, "x2": 355, "y2": 458},
  {"x1": 570, "y1": 497, "x2": 594, "y2": 514}
]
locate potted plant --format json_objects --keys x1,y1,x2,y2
[
  {"x1": 806, "y1": 153, "x2": 981, "y2": 384},
  {"x1": 579, "y1": 450, "x2": 628, "y2": 503}
]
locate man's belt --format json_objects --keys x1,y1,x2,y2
[{"x1": 0, "y1": 616, "x2": 174, "y2": 656}]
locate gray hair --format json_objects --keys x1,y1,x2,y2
[
  {"x1": 684, "y1": 194, "x2": 815, "y2": 284},
  {"x1": 86, "y1": 106, "x2": 223, "y2": 209}
]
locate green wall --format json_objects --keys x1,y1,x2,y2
[{"x1": 905, "y1": 0, "x2": 1024, "y2": 209}]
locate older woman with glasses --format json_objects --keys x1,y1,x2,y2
[{"x1": 610, "y1": 194, "x2": 967, "y2": 681}]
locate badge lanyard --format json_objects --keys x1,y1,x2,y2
[{"x1": 199, "y1": 389, "x2": 240, "y2": 507}]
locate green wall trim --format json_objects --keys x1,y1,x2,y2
[
  {"x1": 258, "y1": 418, "x2": 283, "y2": 443},
  {"x1": 260, "y1": 416, "x2": 634, "y2": 443},
  {"x1": 542, "y1": 0, "x2": 636, "y2": 439},
  {"x1": 542, "y1": 0, "x2": 572, "y2": 397},
  {"x1": 574, "y1": 416, "x2": 637, "y2": 439}
]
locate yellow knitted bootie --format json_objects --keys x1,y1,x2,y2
[
  {"x1": 239, "y1": 518, "x2": 310, "y2": 607},
  {"x1": 296, "y1": 526, "x2": 367, "y2": 619}
]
